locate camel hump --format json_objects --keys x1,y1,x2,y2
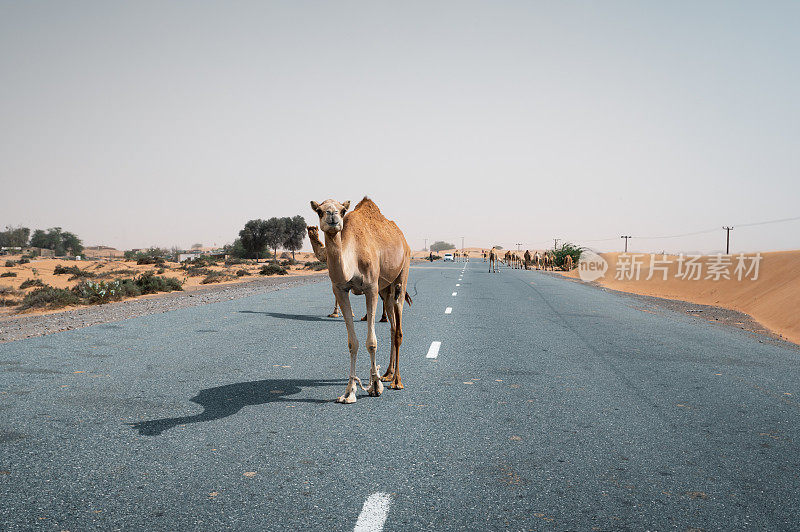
[{"x1": 353, "y1": 196, "x2": 381, "y2": 214}]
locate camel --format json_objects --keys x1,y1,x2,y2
[
  {"x1": 524, "y1": 250, "x2": 531, "y2": 270},
  {"x1": 308, "y1": 197, "x2": 411, "y2": 404},
  {"x1": 327, "y1": 300, "x2": 387, "y2": 322},
  {"x1": 533, "y1": 251, "x2": 541, "y2": 270},
  {"x1": 563, "y1": 254, "x2": 573, "y2": 271},
  {"x1": 482, "y1": 250, "x2": 487, "y2": 262},
  {"x1": 489, "y1": 248, "x2": 498, "y2": 273}
]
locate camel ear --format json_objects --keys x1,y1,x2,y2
[
  {"x1": 310, "y1": 201, "x2": 321, "y2": 214},
  {"x1": 341, "y1": 200, "x2": 350, "y2": 211}
]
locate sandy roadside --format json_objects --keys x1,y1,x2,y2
[{"x1": 559, "y1": 250, "x2": 800, "y2": 345}]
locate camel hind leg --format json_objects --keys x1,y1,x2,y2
[{"x1": 380, "y1": 286, "x2": 396, "y2": 382}]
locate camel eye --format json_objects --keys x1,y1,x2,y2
[{"x1": 340, "y1": 209, "x2": 346, "y2": 217}]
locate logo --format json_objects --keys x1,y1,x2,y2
[{"x1": 578, "y1": 249, "x2": 608, "y2": 282}]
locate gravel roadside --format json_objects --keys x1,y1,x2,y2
[{"x1": 0, "y1": 273, "x2": 328, "y2": 343}]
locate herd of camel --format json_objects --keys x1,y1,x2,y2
[{"x1": 305, "y1": 196, "x2": 572, "y2": 404}]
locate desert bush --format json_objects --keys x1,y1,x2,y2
[
  {"x1": 19, "y1": 286, "x2": 81, "y2": 310},
  {"x1": 201, "y1": 271, "x2": 233, "y2": 284},
  {"x1": 4, "y1": 260, "x2": 15, "y2": 267},
  {"x1": 236, "y1": 269, "x2": 251, "y2": 277},
  {"x1": 0, "y1": 286, "x2": 20, "y2": 307},
  {"x1": 303, "y1": 261, "x2": 327, "y2": 271},
  {"x1": 53, "y1": 264, "x2": 96, "y2": 280},
  {"x1": 552, "y1": 243, "x2": 583, "y2": 270},
  {"x1": 156, "y1": 268, "x2": 166, "y2": 274},
  {"x1": 136, "y1": 256, "x2": 166, "y2": 266},
  {"x1": 18, "y1": 258, "x2": 30, "y2": 265},
  {"x1": 259, "y1": 264, "x2": 288, "y2": 276},
  {"x1": 280, "y1": 259, "x2": 296, "y2": 267},
  {"x1": 133, "y1": 272, "x2": 182, "y2": 294},
  {"x1": 19, "y1": 279, "x2": 46, "y2": 289},
  {"x1": 0, "y1": 272, "x2": 17, "y2": 278},
  {"x1": 224, "y1": 257, "x2": 248, "y2": 266},
  {"x1": 184, "y1": 266, "x2": 213, "y2": 277}
]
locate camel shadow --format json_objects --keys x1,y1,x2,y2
[
  {"x1": 128, "y1": 378, "x2": 344, "y2": 436},
  {"x1": 239, "y1": 310, "x2": 332, "y2": 322}
]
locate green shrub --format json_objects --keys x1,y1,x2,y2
[
  {"x1": 552, "y1": 243, "x2": 583, "y2": 270},
  {"x1": 156, "y1": 268, "x2": 165, "y2": 274},
  {"x1": 225, "y1": 257, "x2": 248, "y2": 266},
  {"x1": 4, "y1": 260, "x2": 15, "y2": 267},
  {"x1": 19, "y1": 286, "x2": 81, "y2": 310},
  {"x1": 136, "y1": 256, "x2": 165, "y2": 266},
  {"x1": 0, "y1": 272, "x2": 17, "y2": 278},
  {"x1": 18, "y1": 258, "x2": 30, "y2": 264},
  {"x1": 19, "y1": 279, "x2": 46, "y2": 289},
  {"x1": 201, "y1": 271, "x2": 232, "y2": 284},
  {"x1": 303, "y1": 261, "x2": 327, "y2": 271},
  {"x1": 133, "y1": 272, "x2": 183, "y2": 294},
  {"x1": 236, "y1": 269, "x2": 251, "y2": 277},
  {"x1": 259, "y1": 264, "x2": 288, "y2": 276},
  {"x1": 184, "y1": 266, "x2": 213, "y2": 277}
]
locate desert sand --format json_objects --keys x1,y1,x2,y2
[
  {"x1": 561, "y1": 250, "x2": 800, "y2": 345},
  {"x1": 0, "y1": 252, "x2": 321, "y2": 318}
]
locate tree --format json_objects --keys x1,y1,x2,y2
[
  {"x1": 263, "y1": 217, "x2": 287, "y2": 261},
  {"x1": 430, "y1": 241, "x2": 455, "y2": 252},
  {"x1": 239, "y1": 219, "x2": 270, "y2": 262},
  {"x1": 191, "y1": 243, "x2": 203, "y2": 250},
  {"x1": 29, "y1": 229, "x2": 48, "y2": 249},
  {"x1": 0, "y1": 226, "x2": 30, "y2": 248},
  {"x1": 62, "y1": 232, "x2": 83, "y2": 256},
  {"x1": 493, "y1": 245, "x2": 504, "y2": 250},
  {"x1": 282, "y1": 215, "x2": 306, "y2": 261}
]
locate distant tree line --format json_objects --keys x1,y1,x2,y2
[
  {"x1": 0, "y1": 225, "x2": 83, "y2": 256},
  {"x1": 430, "y1": 241, "x2": 455, "y2": 252},
  {"x1": 227, "y1": 216, "x2": 307, "y2": 262}
]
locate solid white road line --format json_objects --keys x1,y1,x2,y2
[
  {"x1": 426, "y1": 341, "x2": 442, "y2": 359},
  {"x1": 354, "y1": 492, "x2": 392, "y2": 532},
  {"x1": 452, "y1": 292, "x2": 457, "y2": 296},
  {"x1": 456, "y1": 283, "x2": 460, "y2": 286},
  {"x1": 445, "y1": 307, "x2": 452, "y2": 314}
]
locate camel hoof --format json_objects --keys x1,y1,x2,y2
[
  {"x1": 336, "y1": 393, "x2": 357, "y2": 404},
  {"x1": 367, "y1": 379, "x2": 383, "y2": 397},
  {"x1": 379, "y1": 316, "x2": 388, "y2": 323},
  {"x1": 328, "y1": 312, "x2": 340, "y2": 318},
  {"x1": 389, "y1": 381, "x2": 404, "y2": 390},
  {"x1": 380, "y1": 373, "x2": 394, "y2": 382}
]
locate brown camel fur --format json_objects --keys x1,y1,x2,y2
[
  {"x1": 563, "y1": 254, "x2": 573, "y2": 271},
  {"x1": 524, "y1": 250, "x2": 532, "y2": 270},
  {"x1": 489, "y1": 248, "x2": 498, "y2": 273},
  {"x1": 308, "y1": 197, "x2": 411, "y2": 403}
]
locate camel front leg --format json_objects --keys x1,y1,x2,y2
[
  {"x1": 364, "y1": 288, "x2": 383, "y2": 397},
  {"x1": 334, "y1": 288, "x2": 359, "y2": 404}
]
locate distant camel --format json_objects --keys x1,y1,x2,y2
[
  {"x1": 308, "y1": 197, "x2": 411, "y2": 403},
  {"x1": 524, "y1": 250, "x2": 532, "y2": 270},
  {"x1": 482, "y1": 250, "x2": 487, "y2": 262},
  {"x1": 563, "y1": 254, "x2": 573, "y2": 271},
  {"x1": 489, "y1": 248, "x2": 499, "y2": 273}
]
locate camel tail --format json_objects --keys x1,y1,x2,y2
[{"x1": 405, "y1": 293, "x2": 413, "y2": 306}]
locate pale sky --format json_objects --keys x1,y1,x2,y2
[{"x1": 1, "y1": 1, "x2": 798, "y2": 254}]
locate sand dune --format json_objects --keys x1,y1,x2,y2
[{"x1": 563, "y1": 250, "x2": 800, "y2": 345}]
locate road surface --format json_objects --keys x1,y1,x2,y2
[{"x1": 1, "y1": 261, "x2": 799, "y2": 530}]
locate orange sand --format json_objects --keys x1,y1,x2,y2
[
  {"x1": 561, "y1": 250, "x2": 800, "y2": 345},
  {"x1": 0, "y1": 252, "x2": 321, "y2": 319}
]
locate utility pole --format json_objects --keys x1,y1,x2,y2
[
  {"x1": 517, "y1": 243, "x2": 522, "y2": 252},
  {"x1": 723, "y1": 226, "x2": 733, "y2": 254},
  {"x1": 553, "y1": 238, "x2": 559, "y2": 249},
  {"x1": 423, "y1": 238, "x2": 427, "y2": 251},
  {"x1": 621, "y1": 235, "x2": 631, "y2": 253},
  {"x1": 461, "y1": 237, "x2": 464, "y2": 252}
]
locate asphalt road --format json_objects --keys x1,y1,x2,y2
[{"x1": 1, "y1": 261, "x2": 799, "y2": 531}]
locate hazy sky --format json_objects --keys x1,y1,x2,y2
[{"x1": 1, "y1": 1, "x2": 798, "y2": 253}]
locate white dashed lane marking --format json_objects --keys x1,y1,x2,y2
[
  {"x1": 445, "y1": 307, "x2": 452, "y2": 314},
  {"x1": 354, "y1": 492, "x2": 392, "y2": 532},
  {"x1": 452, "y1": 292, "x2": 457, "y2": 296},
  {"x1": 426, "y1": 341, "x2": 442, "y2": 359}
]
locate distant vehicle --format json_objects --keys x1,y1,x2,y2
[{"x1": 443, "y1": 253, "x2": 454, "y2": 261}]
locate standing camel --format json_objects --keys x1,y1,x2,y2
[
  {"x1": 489, "y1": 248, "x2": 498, "y2": 273},
  {"x1": 563, "y1": 254, "x2": 573, "y2": 271},
  {"x1": 308, "y1": 197, "x2": 411, "y2": 403},
  {"x1": 308, "y1": 229, "x2": 387, "y2": 322},
  {"x1": 524, "y1": 250, "x2": 532, "y2": 270}
]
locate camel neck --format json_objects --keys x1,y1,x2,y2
[{"x1": 323, "y1": 231, "x2": 350, "y2": 282}]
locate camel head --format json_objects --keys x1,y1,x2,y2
[{"x1": 310, "y1": 199, "x2": 350, "y2": 234}]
